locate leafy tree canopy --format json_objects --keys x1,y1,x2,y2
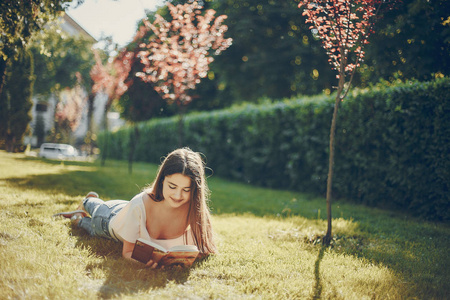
[
  {"x1": 0, "y1": 0, "x2": 80, "y2": 60},
  {"x1": 0, "y1": 0, "x2": 82, "y2": 96},
  {"x1": 0, "y1": 48, "x2": 34, "y2": 150},
  {"x1": 167, "y1": 0, "x2": 338, "y2": 104},
  {"x1": 161, "y1": 0, "x2": 449, "y2": 108},
  {"x1": 30, "y1": 22, "x2": 96, "y2": 96},
  {"x1": 360, "y1": 0, "x2": 450, "y2": 84}
]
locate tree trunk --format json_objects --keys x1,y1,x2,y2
[
  {"x1": 128, "y1": 126, "x2": 140, "y2": 174},
  {"x1": 5, "y1": 87, "x2": 13, "y2": 152},
  {"x1": 323, "y1": 69, "x2": 346, "y2": 246},
  {"x1": 177, "y1": 105, "x2": 187, "y2": 147},
  {"x1": 0, "y1": 57, "x2": 7, "y2": 99},
  {"x1": 86, "y1": 92, "x2": 95, "y2": 155},
  {"x1": 101, "y1": 105, "x2": 109, "y2": 166},
  {"x1": 52, "y1": 91, "x2": 61, "y2": 143},
  {"x1": 5, "y1": 131, "x2": 14, "y2": 152}
]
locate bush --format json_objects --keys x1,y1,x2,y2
[
  {"x1": 99, "y1": 78, "x2": 450, "y2": 221},
  {"x1": 335, "y1": 78, "x2": 450, "y2": 221}
]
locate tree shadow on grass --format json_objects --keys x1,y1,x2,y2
[
  {"x1": 13, "y1": 155, "x2": 95, "y2": 167},
  {"x1": 4, "y1": 171, "x2": 101, "y2": 198},
  {"x1": 2, "y1": 168, "x2": 142, "y2": 203},
  {"x1": 70, "y1": 226, "x2": 195, "y2": 298},
  {"x1": 311, "y1": 246, "x2": 325, "y2": 300},
  {"x1": 300, "y1": 226, "x2": 450, "y2": 299},
  {"x1": 5, "y1": 156, "x2": 153, "y2": 201}
]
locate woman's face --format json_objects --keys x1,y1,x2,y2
[{"x1": 162, "y1": 173, "x2": 192, "y2": 209}]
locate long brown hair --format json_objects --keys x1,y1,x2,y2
[{"x1": 147, "y1": 147, "x2": 216, "y2": 254}]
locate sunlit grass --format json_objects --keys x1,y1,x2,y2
[{"x1": 0, "y1": 151, "x2": 448, "y2": 299}]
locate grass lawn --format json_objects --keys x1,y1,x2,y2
[{"x1": 0, "y1": 151, "x2": 449, "y2": 299}]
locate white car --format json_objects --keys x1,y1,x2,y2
[{"x1": 39, "y1": 143, "x2": 78, "y2": 160}]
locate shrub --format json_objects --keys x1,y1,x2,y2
[
  {"x1": 335, "y1": 79, "x2": 450, "y2": 221},
  {"x1": 99, "y1": 78, "x2": 450, "y2": 221}
]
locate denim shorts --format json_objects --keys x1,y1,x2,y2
[{"x1": 78, "y1": 197, "x2": 128, "y2": 241}]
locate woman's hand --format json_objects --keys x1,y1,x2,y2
[{"x1": 145, "y1": 259, "x2": 159, "y2": 269}]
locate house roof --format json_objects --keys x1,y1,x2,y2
[{"x1": 61, "y1": 12, "x2": 97, "y2": 43}]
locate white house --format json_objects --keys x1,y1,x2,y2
[{"x1": 27, "y1": 13, "x2": 124, "y2": 148}]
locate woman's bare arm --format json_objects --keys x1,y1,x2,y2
[{"x1": 122, "y1": 240, "x2": 135, "y2": 260}]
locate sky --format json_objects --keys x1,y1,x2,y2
[{"x1": 66, "y1": 0, "x2": 165, "y2": 47}]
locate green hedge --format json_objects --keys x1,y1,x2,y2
[{"x1": 99, "y1": 78, "x2": 450, "y2": 221}]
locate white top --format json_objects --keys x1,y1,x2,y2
[{"x1": 109, "y1": 192, "x2": 195, "y2": 249}]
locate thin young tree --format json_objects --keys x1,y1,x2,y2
[
  {"x1": 90, "y1": 49, "x2": 132, "y2": 165},
  {"x1": 114, "y1": 30, "x2": 167, "y2": 174},
  {"x1": 136, "y1": 1, "x2": 232, "y2": 145},
  {"x1": 298, "y1": 0, "x2": 397, "y2": 245}
]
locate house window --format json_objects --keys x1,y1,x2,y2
[{"x1": 35, "y1": 103, "x2": 48, "y2": 112}]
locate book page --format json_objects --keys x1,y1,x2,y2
[
  {"x1": 136, "y1": 238, "x2": 167, "y2": 253},
  {"x1": 168, "y1": 245, "x2": 198, "y2": 252}
]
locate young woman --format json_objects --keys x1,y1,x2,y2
[{"x1": 54, "y1": 148, "x2": 216, "y2": 268}]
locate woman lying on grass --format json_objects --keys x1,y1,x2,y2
[{"x1": 54, "y1": 147, "x2": 216, "y2": 268}]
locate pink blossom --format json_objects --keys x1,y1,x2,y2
[
  {"x1": 298, "y1": 0, "x2": 396, "y2": 75},
  {"x1": 136, "y1": 1, "x2": 232, "y2": 106}
]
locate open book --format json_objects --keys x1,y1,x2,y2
[{"x1": 131, "y1": 238, "x2": 199, "y2": 267}]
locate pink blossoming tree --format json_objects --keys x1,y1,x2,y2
[
  {"x1": 90, "y1": 49, "x2": 132, "y2": 165},
  {"x1": 136, "y1": 1, "x2": 232, "y2": 144},
  {"x1": 298, "y1": 0, "x2": 397, "y2": 245},
  {"x1": 54, "y1": 83, "x2": 85, "y2": 142},
  {"x1": 90, "y1": 50, "x2": 133, "y2": 115}
]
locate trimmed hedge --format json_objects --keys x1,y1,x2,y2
[{"x1": 99, "y1": 78, "x2": 450, "y2": 221}]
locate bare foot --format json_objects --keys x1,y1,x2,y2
[{"x1": 71, "y1": 212, "x2": 85, "y2": 225}]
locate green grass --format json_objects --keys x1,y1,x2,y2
[{"x1": 0, "y1": 151, "x2": 449, "y2": 299}]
